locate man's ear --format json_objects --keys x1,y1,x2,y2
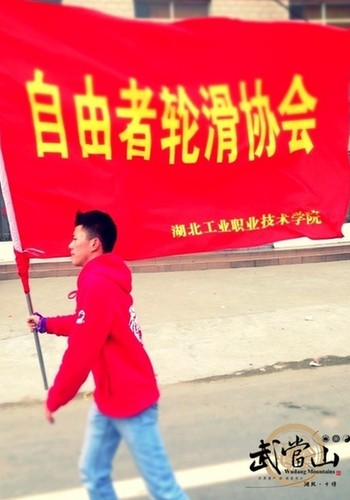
[{"x1": 90, "y1": 237, "x2": 102, "y2": 252}]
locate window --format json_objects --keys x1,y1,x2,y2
[
  {"x1": 290, "y1": 1, "x2": 350, "y2": 27},
  {"x1": 0, "y1": 189, "x2": 10, "y2": 242},
  {"x1": 134, "y1": 0, "x2": 210, "y2": 19}
]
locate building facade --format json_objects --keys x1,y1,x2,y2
[
  {"x1": 60, "y1": 1, "x2": 350, "y2": 26},
  {"x1": 62, "y1": 0, "x2": 289, "y2": 20},
  {"x1": 61, "y1": 0, "x2": 350, "y2": 25}
]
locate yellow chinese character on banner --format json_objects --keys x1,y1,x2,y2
[
  {"x1": 278, "y1": 75, "x2": 317, "y2": 154},
  {"x1": 160, "y1": 86, "x2": 200, "y2": 165},
  {"x1": 171, "y1": 224, "x2": 187, "y2": 238},
  {"x1": 305, "y1": 210, "x2": 322, "y2": 224},
  {"x1": 239, "y1": 79, "x2": 280, "y2": 161},
  {"x1": 277, "y1": 213, "x2": 290, "y2": 225},
  {"x1": 230, "y1": 218, "x2": 244, "y2": 232},
  {"x1": 26, "y1": 69, "x2": 68, "y2": 158},
  {"x1": 188, "y1": 222, "x2": 202, "y2": 236},
  {"x1": 201, "y1": 85, "x2": 239, "y2": 163},
  {"x1": 203, "y1": 221, "x2": 217, "y2": 233},
  {"x1": 74, "y1": 75, "x2": 111, "y2": 159},
  {"x1": 291, "y1": 211, "x2": 307, "y2": 225},
  {"x1": 261, "y1": 213, "x2": 275, "y2": 228},
  {"x1": 246, "y1": 216, "x2": 260, "y2": 231},
  {"x1": 218, "y1": 219, "x2": 231, "y2": 233},
  {"x1": 116, "y1": 78, "x2": 156, "y2": 160}
]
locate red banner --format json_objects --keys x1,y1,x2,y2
[{"x1": 0, "y1": 0, "x2": 350, "y2": 260}]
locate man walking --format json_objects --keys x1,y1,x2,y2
[{"x1": 27, "y1": 210, "x2": 188, "y2": 500}]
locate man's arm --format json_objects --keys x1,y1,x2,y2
[
  {"x1": 27, "y1": 313, "x2": 75, "y2": 337},
  {"x1": 46, "y1": 276, "x2": 116, "y2": 416}
]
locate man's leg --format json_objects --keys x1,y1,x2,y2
[
  {"x1": 114, "y1": 403, "x2": 189, "y2": 500},
  {"x1": 79, "y1": 403, "x2": 121, "y2": 500}
]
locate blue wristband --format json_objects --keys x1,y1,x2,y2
[{"x1": 34, "y1": 312, "x2": 47, "y2": 333}]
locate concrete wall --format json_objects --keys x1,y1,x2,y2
[
  {"x1": 211, "y1": 0, "x2": 289, "y2": 20},
  {"x1": 63, "y1": 0, "x2": 134, "y2": 17},
  {"x1": 62, "y1": 0, "x2": 290, "y2": 20}
]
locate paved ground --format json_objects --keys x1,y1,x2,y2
[
  {"x1": 1, "y1": 260, "x2": 350, "y2": 406},
  {"x1": 2, "y1": 366, "x2": 350, "y2": 500}
]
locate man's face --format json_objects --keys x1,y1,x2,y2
[{"x1": 68, "y1": 225, "x2": 95, "y2": 267}]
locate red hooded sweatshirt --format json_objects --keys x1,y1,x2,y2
[{"x1": 46, "y1": 253, "x2": 160, "y2": 418}]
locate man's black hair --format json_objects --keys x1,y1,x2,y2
[{"x1": 75, "y1": 210, "x2": 117, "y2": 253}]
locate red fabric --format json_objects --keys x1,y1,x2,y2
[
  {"x1": 46, "y1": 254, "x2": 159, "y2": 417},
  {"x1": 0, "y1": 0, "x2": 350, "y2": 260},
  {"x1": 13, "y1": 248, "x2": 30, "y2": 294}
]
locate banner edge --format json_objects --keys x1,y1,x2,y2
[{"x1": 0, "y1": 142, "x2": 22, "y2": 252}]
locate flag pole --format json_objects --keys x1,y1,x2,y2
[
  {"x1": 14, "y1": 248, "x2": 49, "y2": 391},
  {"x1": 25, "y1": 292, "x2": 49, "y2": 391}
]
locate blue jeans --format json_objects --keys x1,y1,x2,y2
[{"x1": 79, "y1": 403, "x2": 189, "y2": 500}]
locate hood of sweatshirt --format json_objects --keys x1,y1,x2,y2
[{"x1": 77, "y1": 253, "x2": 132, "y2": 294}]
